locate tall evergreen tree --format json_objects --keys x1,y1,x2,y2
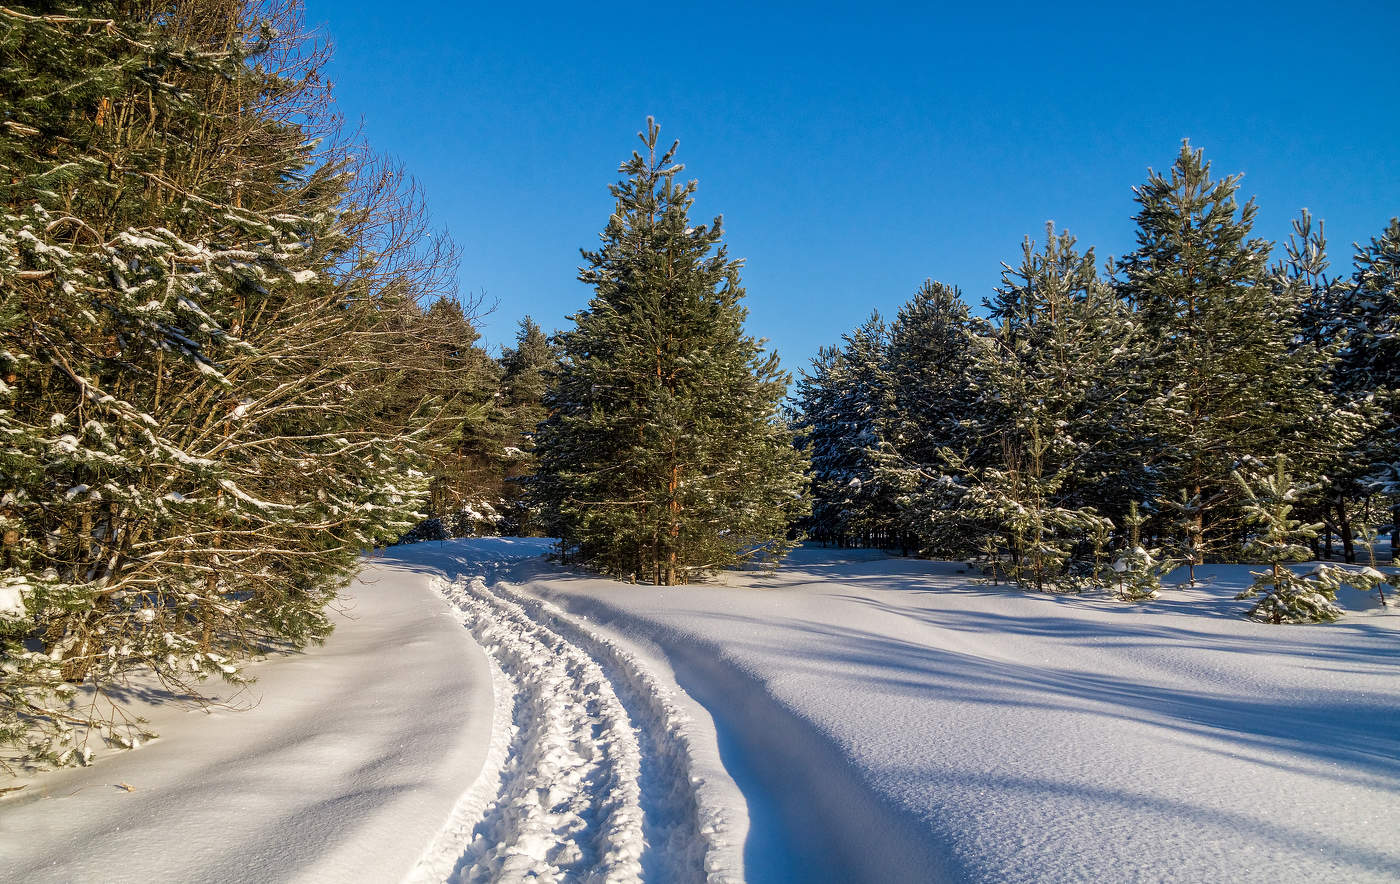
[
  {"x1": 532, "y1": 120, "x2": 806, "y2": 584},
  {"x1": 959, "y1": 226, "x2": 1128, "y2": 589},
  {"x1": 0, "y1": 1, "x2": 455, "y2": 767},
  {"x1": 498, "y1": 316, "x2": 554, "y2": 535},
  {"x1": 876, "y1": 281, "x2": 987, "y2": 556},
  {"x1": 1116, "y1": 142, "x2": 1336, "y2": 579},
  {"x1": 1332, "y1": 219, "x2": 1400, "y2": 556},
  {"x1": 793, "y1": 313, "x2": 901, "y2": 548},
  {"x1": 1276, "y1": 211, "x2": 1374, "y2": 562},
  {"x1": 791, "y1": 345, "x2": 847, "y2": 545},
  {"x1": 411, "y1": 296, "x2": 505, "y2": 537}
]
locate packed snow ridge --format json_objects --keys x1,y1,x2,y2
[{"x1": 410, "y1": 564, "x2": 743, "y2": 883}]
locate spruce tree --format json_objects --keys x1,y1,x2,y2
[
  {"x1": 792, "y1": 345, "x2": 847, "y2": 546},
  {"x1": 532, "y1": 120, "x2": 807, "y2": 584},
  {"x1": 498, "y1": 317, "x2": 554, "y2": 535},
  {"x1": 1333, "y1": 219, "x2": 1400, "y2": 556},
  {"x1": 796, "y1": 313, "x2": 902, "y2": 549},
  {"x1": 876, "y1": 281, "x2": 987, "y2": 556}
]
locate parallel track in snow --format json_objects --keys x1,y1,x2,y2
[{"x1": 409, "y1": 570, "x2": 741, "y2": 884}]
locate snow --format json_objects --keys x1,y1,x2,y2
[
  {"x1": 4, "y1": 539, "x2": 1397, "y2": 882},
  {"x1": 0, "y1": 576, "x2": 26, "y2": 619},
  {"x1": 0, "y1": 556, "x2": 496, "y2": 883},
  {"x1": 399, "y1": 538, "x2": 745, "y2": 883},
  {"x1": 515, "y1": 546, "x2": 1400, "y2": 883}
]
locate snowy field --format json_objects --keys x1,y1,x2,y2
[{"x1": 3, "y1": 539, "x2": 1398, "y2": 883}]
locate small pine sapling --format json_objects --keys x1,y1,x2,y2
[
  {"x1": 1089, "y1": 519, "x2": 1112, "y2": 588},
  {"x1": 1162, "y1": 489, "x2": 1207, "y2": 586},
  {"x1": 979, "y1": 535, "x2": 1005, "y2": 586},
  {"x1": 1233, "y1": 457, "x2": 1343, "y2": 623},
  {"x1": 1317, "y1": 519, "x2": 1400, "y2": 607},
  {"x1": 1111, "y1": 502, "x2": 1174, "y2": 601}
]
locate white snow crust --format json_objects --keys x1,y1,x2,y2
[
  {"x1": 518, "y1": 545, "x2": 1400, "y2": 883},
  {"x1": 5, "y1": 538, "x2": 1397, "y2": 884},
  {"x1": 0, "y1": 556, "x2": 496, "y2": 883}
]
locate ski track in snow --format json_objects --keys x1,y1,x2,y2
[{"x1": 409, "y1": 566, "x2": 742, "y2": 884}]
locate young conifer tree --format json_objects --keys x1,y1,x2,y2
[
  {"x1": 1233, "y1": 457, "x2": 1343, "y2": 623},
  {"x1": 532, "y1": 120, "x2": 807, "y2": 584},
  {"x1": 1109, "y1": 502, "x2": 1174, "y2": 602}
]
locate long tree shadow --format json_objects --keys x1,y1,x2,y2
[{"x1": 656, "y1": 606, "x2": 1400, "y2": 783}]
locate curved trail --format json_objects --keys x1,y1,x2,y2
[{"x1": 410, "y1": 561, "x2": 743, "y2": 883}]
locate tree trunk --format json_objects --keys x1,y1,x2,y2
[
  {"x1": 1392, "y1": 504, "x2": 1398, "y2": 563},
  {"x1": 1336, "y1": 498, "x2": 1355, "y2": 564}
]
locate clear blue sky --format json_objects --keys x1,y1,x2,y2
[{"x1": 306, "y1": 0, "x2": 1400, "y2": 376}]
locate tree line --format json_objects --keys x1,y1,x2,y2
[
  {"x1": 793, "y1": 143, "x2": 1400, "y2": 620},
  {"x1": 0, "y1": 0, "x2": 534, "y2": 769}
]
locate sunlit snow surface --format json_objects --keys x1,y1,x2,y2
[
  {"x1": 3, "y1": 539, "x2": 1398, "y2": 883},
  {"x1": 515, "y1": 544, "x2": 1400, "y2": 883},
  {"x1": 0, "y1": 550, "x2": 499, "y2": 883}
]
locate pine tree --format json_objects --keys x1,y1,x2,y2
[
  {"x1": 532, "y1": 120, "x2": 807, "y2": 584},
  {"x1": 392, "y1": 296, "x2": 505, "y2": 540},
  {"x1": 959, "y1": 226, "x2": 1130, "y2": 590},
  {"x1": 0, "y1": 2, "x2": 453, "y2": 767},
  {"x1": 1332, "y1": 219, "x2": 1400, "y2": 557},
  {"x1": 1117, "y1": 142, "x2": 1337, "y2": 579},
  {"x1": 1273, "y1": 211, "x2": 1374, "y2": 563},
  {"x1": 794, "y1": 313, "x2": 902, "y2": 549},
  {"x1": 1108, "y1": 502, "x2": 1174, "y2": 601},
  {"x1": 1233, "y1": 457, "x2": 1343, "y2": 623},
  {"x1": 1340, "y1": 518, "x2": 1400, "y2": 606}
]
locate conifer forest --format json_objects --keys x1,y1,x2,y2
[{"x1": 2, "y1": 3, "x2": 1399, "y2": 882}]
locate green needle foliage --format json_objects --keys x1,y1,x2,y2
[
  {"x1": 1108, "y1": 502, "x2": 1175, "y2": 602},
  {"x1": 532, "y1": 119, "x2": 807, "y2": 585},
  {"x1": 796, "y1": 142, "x2": 1392, "y2": 621},
  {"x1": 1, "y1": 1, "x2": 463, "y2": 769},
  {"x1": 1233, "y1": 457, "x2": 1341, "y2": 623}
]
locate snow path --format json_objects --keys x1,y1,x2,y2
[
  {"x1": 0, "y1": 556, "x2": 495, "y2": 884},
  {"x1": 407, "y1": 545, "x2": 745, "y2": 883}
]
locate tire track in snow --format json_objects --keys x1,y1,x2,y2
[{"x1": 410, "y1": 569, "x2": 741, "y2": 883}]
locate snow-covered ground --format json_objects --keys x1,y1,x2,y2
[
  {"x1": 0, "y1": 554, "x2": 497, "y2": 883},
  {"x1": 4, "y1": 539, "x2": 1398, "y2": 883},
  {"x1": 513, "y1": 545, "x2": 1400, "y2": 883}
]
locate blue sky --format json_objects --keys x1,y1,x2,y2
[{"x1": 307, "y1": 0, "x2": 1400, "y2": 376}]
